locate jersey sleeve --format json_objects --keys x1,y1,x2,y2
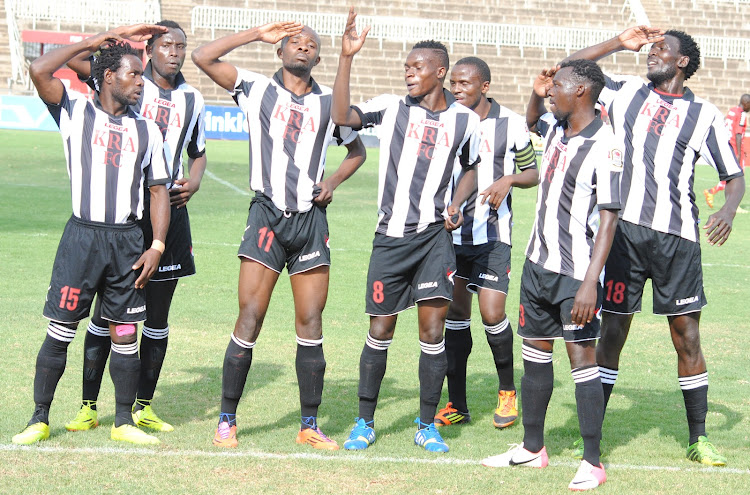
[
  {"x1": 594, "y1": 134, "x2": 623, "y2": 211},
  {"x1": 145, "y1": 122, "x2": 171, "y2": 187},
  {"x1": 330, "y1": 125, "x2": 359, "y2": 146},
  {"x1": 45, "y1": 86, "x2": 80, "y2": 127},
  {"x1": 232, "y1": 68, "x2": 268, "y2": 106},
  {"x1": 351, "y1": 94, "x2": 398, "y2": 130},
  {"x1": 186, "y1": 97, "x2": 207, "y2": 159},
  {"x1": 535, "y1": 112, "x2": 557, "y2": 140},
  {"x1": 599, "y1": 73, "x2": 643, "y2": 111},
  {"x1": 457, "y1": 114, "x2": 482, "y2": 170},
  {"x1": 699, "y1": 108, "x2": 744, "y2": 181}
]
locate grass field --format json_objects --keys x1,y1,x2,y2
[{"x1": 1, "y1": 129, "x2": 750, "y2": 494}]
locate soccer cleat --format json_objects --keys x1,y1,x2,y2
[
  {"x1": 686, "y1": 436, "x2": 727, "y2": 466},
  {"x1": 296, "y1": 427, "x2": 339, "y2": 450},
  {"x1": 65, "y1": 404, "x2": 98, "y2": 431},
  {"x1": 12, "y1": 422, "x2": 50, "y2": 445},
  {"x1": 568, "y1": 460, "x2": 607, "y2": 491},
  {"x1": 434, "y1": 402, "x2": 471, "y2": 426},
  {"x1": 481, "y1": 443, "x2": 549, "y2": 468},
  {"x1": 493, "y1": 390, "x2": 518, "y2": 429},
  {"x1": 213, "y1": 421, "x2": 238, "y2": 448},
  {"x1": 110, "y1": 424, "x2": 160, "y2": 445},
  {"x1": 133, "y1": 405, "x2": 174, "y2": 432},
  {"x1": 571, "y1": 437, "x2": 606, "y2": 460},
  {"x1": 414, "y1": 418, "x2": 449, "y2": 452},
  {"x1": 703, "y1": 189, "x2": 714, "y2": 209},
  {"x1": 344, "y1": 417, "x2": 376, "y2": 450}
]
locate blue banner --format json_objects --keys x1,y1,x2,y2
[
  {"x1": 204, "y1": 105, "x2": 248, "y2": 140},
  {"x1": 0, "y1": 95, "x2": 58, "y2": 131}
]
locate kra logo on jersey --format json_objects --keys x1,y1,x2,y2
[
  {"x1": 409, "y1": 119, "x2": 451, "y2": 160},
  {"x1": 640, "y1": 102, "x2": 682, "y2": 136},
  {"x1": 273, "y1": 103, "x2": 316, "y2": 144},
  {"x1": 93, "y1": 126, "x2": 137, "y2": 168}
]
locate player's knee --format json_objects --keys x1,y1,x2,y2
[{"x1": 111, "y1": 324, "x2": 137, "y2": 344}]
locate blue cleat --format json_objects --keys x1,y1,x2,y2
[
  {"x1": 344, "y1": 417, "x2": 376, "y2": 450},
  {"x1": 414, "y1": 418, "x2": 449, "y2": 452}
]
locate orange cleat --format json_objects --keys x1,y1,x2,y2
[{"x1": 296, "y1": 427, "x2": 339, "y2": 450}]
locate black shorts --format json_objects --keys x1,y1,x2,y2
[
  {"x1": 518, "y1": 260, "x2": 601, "y2": 342},
  {"x1": 366, "y1": 223, "x2": 456, "y2": 316},
  {"x1": 140, "y1": 203, "x2": 196, "y2": 281},
  {"x1": 43, "y1": 216, "x2": 146, "y2": 324},
  {"x1": 601, "y1": 221, "x2": 706, "y2": 316},
  {"x1": 237, "y1": 194, "x2": 330, "y2": 275},
  {"x1": 455, "y1": 241, "x2": 511, "y2": 294}
]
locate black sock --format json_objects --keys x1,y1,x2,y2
[
  {"x1": 136, "y1": 329, "x2": 169, "y2": 410},
  {"x1": 573, "y1": 366, "x2": 603, "y2": 466},
  {"x1": 32, "y1": 328, "x2": 73, "y2": 424},
  {"x1": 82, "y1": 323, "x2": 111, "y2": 407},
  {"x1": 485, "y1": 318, "x2": 515, "y2": 391},
  {"x1": 358, "y1": 337, "x2": 390, "y2": 424},
  {"x1": 680, "y1": 372, "x2": 709, "y2": 444},
  {"x1": 109, "y1": 342, "x2": 140, "y2": 427},
  {"x1": 444, "y1": 320, "x2": 472, "y2": 413},
  {"x1": 418, "y1": 341, "x2": 447, "y2": 425},
  {"x1": 520, "y1": 343, "x2": 553, "y2": 453},
  {"x1": 598, "y1": 366, "x2": 618, "y2": 417},
  {"x1": 221, "y1": 337, "x2": 254, "y2": 415},
  {"x1": 296, "y1": 341, "x2": 326, "y2": 429}
]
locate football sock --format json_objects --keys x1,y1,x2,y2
[
  {"x1": 418, "y1": 340, "x2": 447, "y2": 425},
  {"x1": 572, "y1": 365, "x2": 603, "y2": 466},
  {"x1": 219, "y1": 412, "x2": 236, "y2": 427},
  {"x1": 357, "y1": 334, "x2": 391, "y2": 424},
  {"x1": 296, "y1": 336, "x2": 326, "y2": 429},
  {"x1": 82, "y1": 322, "x2": 111, "y2": 406},
  {"x1": 520, "y1": 342, "x2": 553, "y2": 453},
  {"x1": 444, "y1": 319, "x2": 472, "y2": 412},
  {"x1": 109, "y1": 340, "x2": 140, "y2": 427},
  {"x1": 220, "y1": 335, "x2": 254, "y2": 416},
  {"x1": 485, "y1": 317, "x2": 515, "y2": 391},
  {"x1": 680, "y1": 372, "x2": 709, "y2": 444},
  {"x1": 599, "y1": 366, "x2": 618, "y2": 415},
  {"x1": 32, "y1": 324, "x2": 75, "y2": 424},
  {"x1": 135, "y1": 325, "x2": 169, "y2": 409}
]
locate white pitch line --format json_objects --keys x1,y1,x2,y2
[
  {"x1": 1, "y1": 444, "x2": 748, "y2": 474},
  {"x1": 204, "y1": 170, "x2": 250, "y2": 196}
]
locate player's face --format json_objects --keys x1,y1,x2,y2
[
  {"x1": 404, "y1": 49, "x2": 445, "y2": 98},
  {"x1": 548, "y1": 66, "x2": 577, "y2": 121},
  {"x1": 450, "y1": 64, "x2": 489, "y2": 111},
  {"x1": 742, "y1": 99, "x2": 750, "y2": 112},
  {"x1": 279, "y1": 27, "x2": 321, "y2": 76},
  {"x1": 148, "y1": 28, "x2": 187, "y2": 79},
  {"x1": 646, "y1": 35, "x2": 684, "y2": 86},
  {"x1": 109, "y1": 55, "x2": 144, "y2": 107}
]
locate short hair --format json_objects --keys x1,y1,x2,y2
[
  {"x1": 665, "y1": 30, "x2": 700, "y2": 80},
  {"x1": 412, "y1": 40, "x2": 449, "y2": 72},
  {"x1": 455, "y1": 56, "x2": 491, "y2": 84},
  {"x1": 740, "y1": 94, "x2": 750, "y2": 104},
  {"x1": 558, "y1": 58, "x2": 606, "y2": 103},
  {"x1": 92, "y1": 41, "x2": 141, "y2": 90},
  {"x1": 280, "y1": 26, "x2": 321, "y2": 52},
  {"x1": 146, "y1": 20, "x2": 186, "y2": 47}
]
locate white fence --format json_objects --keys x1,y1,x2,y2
[
  {"x1": 5, "y1": 1, "x2": 28, "y2": 88},
  {"x1": 8, "y1": 0, "x2": 160, "y2": 31}
]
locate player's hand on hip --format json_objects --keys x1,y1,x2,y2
[
  {"x1": 571, "y1": 280, "x2": 598, "y2": 326},
  {"x1": 618, "y1": 26, "x2": 664, "y2": 52},
  {"x1": 313, "y1": 180, "x2": 333, "y2": 206},
  {"x1": 445, "y1": 205, "x2": 463, "y2": 231},
  {"x1": 257, "y1": 21, "x2": 303, "y2": 44},
  {"x1": 341, "y1": 7, "x2": 370, "y2": 57},
  {"x1": 133, "y1": 249, "x2": 162, "y2": 289},
  {"x1": 170, "y1": 178, "x2": 199, "y2": 208},
  {"x1": 703, "y1": 210, "x2": 734, "y2": 246}
]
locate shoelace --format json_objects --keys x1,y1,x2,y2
[
  {"x1": 498, "y1": 395, "x2": 515, "y2": 416},
  {"x1": 314, "y1": 428, "x2": 334, "y2": 442},
  {"x1": 217, "y1": 422, "x2": 231, "y2": 439}
]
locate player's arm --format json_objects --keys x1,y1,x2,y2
[
  {"x1": 736, "y1": 133, "x2": 743, "y2": 159},
  {"x1": 314, "y1": 135, "x2": 367, "y2": 206},
  {"x1": 704, "y1": 176, "x2": 745, "y2": 246},
  {"x1": 479, "y1": 142, "x2": 538, "y2": 209},
  {"x1": 133, "y1": 184, "x2": 170, "y2": 289},
  {"x1": 171, "y1": 154, "x2": 207, "y2": 208},
  {"x1": 29, "y1": 31, "x2": 121, "y2": 104},
  {"x1": 192, "y1": 21, "x2": 303, "y2": 91},
  {"x1": 562, "y1": 26, "x2": 665, "y2": 63},
  {"x1": 332, "y1": 7, "x2": 370, "y2": 127},
  {"x1": 571, "y1": 209, "x2": 618, "y2": 326},
  {"x1": 446, "y1": 167, "x2": 477, "y2": 231},
  {"x1": 526, "y1": 67, "x2": 556, "y2": 132}
]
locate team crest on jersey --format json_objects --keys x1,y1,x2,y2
[{"x1": 609, "y1": 148, "x2": 624, "y2": 170}]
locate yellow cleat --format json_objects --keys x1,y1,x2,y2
[
  {"x1": 133, "y1": 405, "x2": 174, "y2": 432},
  {"x1": 12, "y1": 422, "x2": 50, "y2": 445},
  {"x1": 703, "y1": 189, "x2": 714, "y2": 209},
  {"x1": 493, "y1": 390, "x2": 518, "y2": 429},
  {"x1": 65, "y1": 404, "x2": 98, "y2": 431},
  {"x1": 111, "y1": 424, "x2": 160, "y2": 445}
]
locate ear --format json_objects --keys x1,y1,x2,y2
[
  {"x1": 313, "y1": 55, "x2": 321, "y2": 67},
  {"x1": 103, "y1": 67, "x2": 115, "y2": 85},
  {"x1": 277, "y1": 47, "x2": 283, "y2": 59},
  {"x1": 676, "y1": 54, "x2": 690, "y2": 70},
  {"x1": 481, "y1": 80, "x2": 490, "y2": 95},
  {"x1": 146, "y1": 43, "x2": 153, "y2": 59},
  {"x1": 436, "y1": 66, "x2": 447, "y2": 80},
  {"x1": 576, "y1": 83, "x2": 586, "y2": 98}
]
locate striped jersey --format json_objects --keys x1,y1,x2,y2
[
  {"x1": 46, "y1": 88, "x2": 170, "y2": 224},
  {"x1": 725, "y1": 105, "x2": 749, "y2": 143},
  {"x1": 526, "y1": 114, "x2": 622, "y2": 281},
  {"x1": 352, "y1": 90, "x2": 482, "y2": 237},
  {"x1": 452, "y1": 99, "x2": 537, "y2": 246},
  {"x1": 233, "y1": 69, "x2": 356, "y2": 213},
  {"x1": 131, "y1": 62, "x2": 206, "y2": 189},
  {"x1": 599, "y1": 75, "x2": 743, "y2": 242}
]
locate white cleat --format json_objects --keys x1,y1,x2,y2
[
  {"x1": 568, "y1": 460, "x2": 606, "y2": 491},
  {"x1": 481, "y1": 442, "x2": 549, "y2": 468}
]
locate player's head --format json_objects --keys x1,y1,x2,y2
[
  {"x1": 740, "y1": 93, "x2": 750, "y2": 112},
  {"x1": 146, "y1": 20, "x2": 187, "y2": 80},
  {"x1": 278, "y1": 26, "x2": 321, "y2": 77},
  {"x1": 92, "y1": 41, "x2": 144, "y2": 106},
  {"x1": 647, "y1": 30, "x2": 700, "y2": 84},
  {"x1": 404, "y1": 40, "x2": 449, "y2": 98},
  {"x1": 450, "y1": 57, "x2": 491, "y2": 111},
  {"x1": 549, "y1": 59, "x2": 605, "y2": 121}
]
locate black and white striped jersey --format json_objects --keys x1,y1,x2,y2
[
  {"x1": 452, "y1": 99, "x2": 537, "y2": 247},
  {"x1": 599, "y1": 75, "x2": 743, "y2": 242},
  {"x1": 526, "y1": 114, "x2": 622, "y2": 281},
  {"x1": 352, "y1": 90, "x2": 481, "y2": 237},
  {"x1": 131, "y1": 62, "x2": 206, "y2": 189},
  {"x1": 233, "y1": 69, "x2": 356, "y2": 213},
  {"x1": 46, "y1": 88, "x2": 170, "y2": 224}
]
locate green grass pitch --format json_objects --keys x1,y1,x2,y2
[{"x1": 1, "y1": 129, "x2": 749, "y2": 494}]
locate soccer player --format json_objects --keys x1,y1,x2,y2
[
  {"x1": 704, "y1": 94, "x2": 750, "y2": 208},
  {"x1": 433, "y1": 57, "x2": 537, "y2": 429},
  {"x1": 192, "y1": 21, "x2": 366, "y2": 450},
  {"x1": 332, "y1": 9, "x2": 481, "y2": 453},
  {"x1": 566, "y1": 27, "x2": 744, "y2": 466},
  {"x1": 481, "y1": 59, "x2": 621, "y2": 492},
  {"x1": 63, "y1": 21, "x2": 208, "y2": 433},
  {"x1": 12, "y1": 33, "x2": 170, "y2": 446}
]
